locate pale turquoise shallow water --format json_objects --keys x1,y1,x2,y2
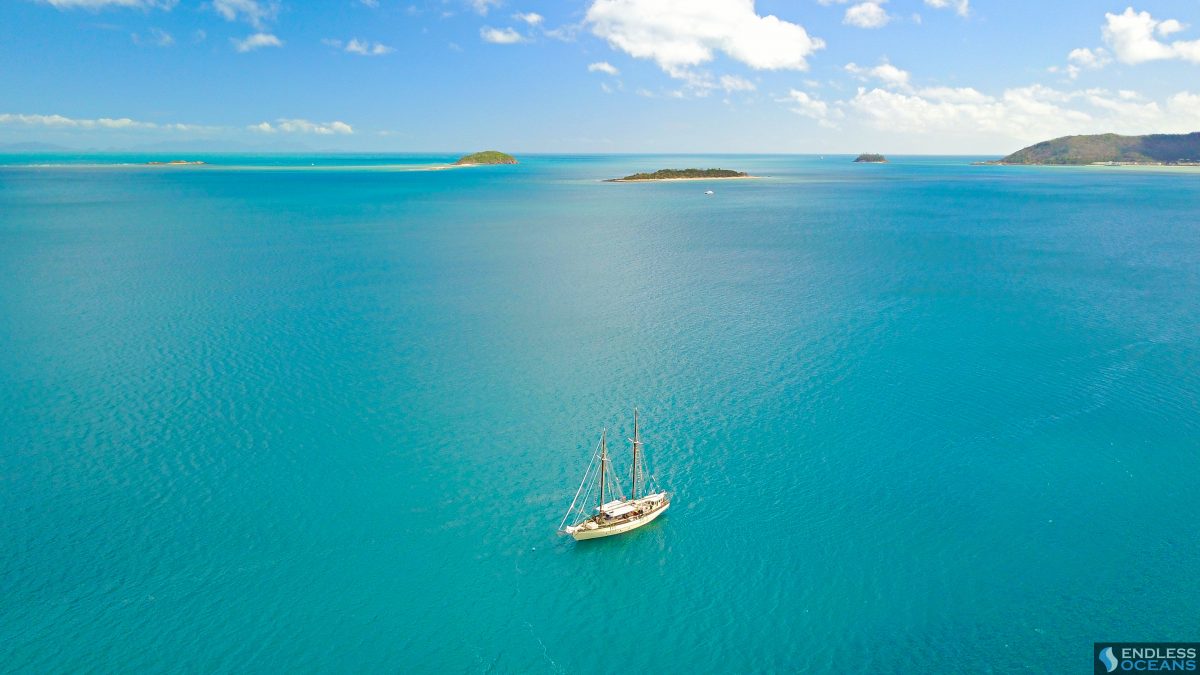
[{"x1": 1, "y1": 154, "x2": 1198, "y2": 673}]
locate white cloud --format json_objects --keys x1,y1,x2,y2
[
  {"x1": 514, "y1": 12, "x2": 542, "y2": 25},
  {"x1": 588, "y1": 61, "x2": 619, "y2": 75},
  {"x1": 0, "y1": 112, "x2": 368, "y2": 140},
  {"x1": 471, "y1": 0, "x2": 501, "y2": 15},
  {"x1": 0, "y1": 112, "x2": 211, "y2": 132},
  {"x1": 844, "y1": 2, "x2": 889, "y2": 29},
  {"x1": 152, "y1": 28, "x2": 174, "y2": 45},
  {"x1": 251, "y1": 119, "x2": 354, "y2": 134},
  {"x1": 720, "y1": 74, "x2": 756, "y2": 92},
  {"x1": 213, "y1": 0, "x2": 278, "y2": 29},
  {"x1": 1102, "y1": 7, "x2": 1200, "y2": 65},
  {"x1": 1080, "y1": 87, "x2": 1162, "y2": 126},
  {"x1": 232, "y1": 33, "x2": 283, "y2": 52},
  {"x1": 344, "y1": 38, "x2": 394, "y2": 55},
  {"x1": 844, "y1": 84, "x2": 1200, "y2": 141},
  {"x1": 0, "y1": 113, "x2": 153, "y2": 129},
  {"x1": 912, "y1": 86, "x2": 990, "y2": 104},
  {"x1": 480, "y1": 26, "x2": 524, "y2": 43},
  {"x1": 1156, "y1": 19, "x2": 1186, "y2": 37},
  {"x1": 586, "y1": 0, "x2": 825, "y2": 79},
  {"x1": 37, "y1": 0, "x2": 175, "y2": 9},
  {"x1": 1166, "y1": 91, "x2": 1200, "y2": 128},
  {"x1": 132, "y1": 27, "x2": 174, "y2": 46},
  {"x1": 781, "y1": 90, "x2": 841, "y2": 127},
  {"x1": 1068, "y1": 47, "x2": 1111, "y2": 69},
  {"x1": 923, "y1": 0, "x2": 968, "y2": 18},
  {"x1": 1055, "y1": 46, "x2": 1112, "y2": 78},
  {"x1": 849, "y1": 85, "x2": 1076, "y2": 139},
  {"x1": 543, "y1": 23, "x2": 581, "y2": 42},
  {"x1": 845, "y1": 60, "x2": 910, "y2": 89}
]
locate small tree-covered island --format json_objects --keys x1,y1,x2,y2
[
  {"x1": 454, "y1": 151, "x2": 518, "y2": 165},
  {"x1": 854, "y1": 153, "x2": 888, "y2": 163},
  {"x1": 992, "y1": 132, "x2": 1200, "y2": 165},
  {"x1": 606, "y1": 168, "x2": 751, "y2": 182}
]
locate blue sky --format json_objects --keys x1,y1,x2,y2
[{"x1": 2, "y1": 0, "x2": 1199, "y2": 153}]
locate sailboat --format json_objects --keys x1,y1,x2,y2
[{"x1": 558, "y1": 410, "x2": 671, "y2": 540}]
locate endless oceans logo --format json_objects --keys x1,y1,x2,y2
[
  {"x1": 1094, "y1": 643, "x2": 1199, "y2": 673},
  {"x1": 1099, "y1": 647, "x2": 1118, "y2": 673}
]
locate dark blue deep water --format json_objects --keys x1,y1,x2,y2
[{"x1": 2, "y1": 155, "x2": 1198, "y2": 672}]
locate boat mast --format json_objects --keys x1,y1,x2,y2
[
  {"x1": 598, "y1": 429, "x2": 607, "y2": 516},
  {"x1": 631, "y1": 408, "x2": 640, "y2": 500}
]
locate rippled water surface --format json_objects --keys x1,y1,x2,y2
[{"x1": 2, "y1": 155, "x2": 1198, "y2": 672}]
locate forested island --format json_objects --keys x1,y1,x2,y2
[
  {"x1": 607, "y1": 168, "x2": 750, "y2": 182},
  {"x1": 854, "y1": 153, "x2": 887, "y2": 163},
  {"x1": 993, "y1": 132, "x2": 1200, "y2": 165},
  {"x1": 454, "y1": 151, "x2": 518, "y2": 165}
]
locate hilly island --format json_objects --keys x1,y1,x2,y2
[
  {"x1": 995, "y1": 132, "x2": 1200, "y2": 165},
  {"x1": 607, "y1": 168, "x2": 750, "y2": 182},
  {"x1": 454, "y1": 151, "x2": 517, "y2": 165}
]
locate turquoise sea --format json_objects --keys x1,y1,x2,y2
[{"x1": 2, "y1": 154, "x2": 1198, "y2": 672}]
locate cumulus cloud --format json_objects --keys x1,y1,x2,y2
[
  {"x1": 588, "y1": 61, "x2": 619, "y2": 75},
  {"x1": 1053, "y1": 47, "x2": 1112, "y2": 78},
  {"x1": 213, "y1": 0, "x2": 279, "y2": 29},
  {"x1": 845, "y1": 60, "x2": 910, "y2": 89},
  {"x1": 849, "y1": 86, "x2": 1051, "y2": 137},
  {"x1": 1068, "y1": 47, "x2": 1111, "y2": 69},
  {"x1": 846, "y1": 84, "x2": 1200, "y2": 140},
  {"x1": 480, "y1": 26, "x2": 524, "y2": 43},
  {"x1": 37, "y1": 0, "x2": 176, "y2": 9},
  {"x1": 843, "y1": 2, "x2": 890, "y2": 29},
  {"x1": 514, "y1": 12, "x2": 542, "y2": 25},
  {"x1": 250, "y1": 118, "x2": 354, "y2": 134},
  {"x1": 586, "y1": 0, "x2": 824, "y2": 79},
  {"x1": 232, "y1": 33, "x2": 282, "y2": 52},
  {"x1": 1102, "y1": 7, "x2": 1200, "y2": 64},
  {"x1": 769, "y1": 51, "x2": 1200, "y2": 147},
  {"x1": 923, "y1": 0, "x2": 968, "y2": 18},
  {"x1": 781, "y1": 90, "x2": 841, "y2": 127}
]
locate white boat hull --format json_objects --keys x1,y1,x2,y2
[{"x1": 567, "y1": 499, "x2": 669, "y2": 540}]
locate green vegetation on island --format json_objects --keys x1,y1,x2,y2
[
  {"x1": 454, "y1": 151, "x2": 518, "y2": 165},
  {"x1": 853, "y1": 153, "x2": 887, "y2": 163},
  {"x1": 608, "y1": 168, "x2": 749, "y2": 182},
  {"x1": 995, "y1": 132, "x2": 1200, "y2": 165}
]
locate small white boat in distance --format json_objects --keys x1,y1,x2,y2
[
  {"x1": 559, "y1": 410, "x2": 670, "y2": 541},
  {"x1": 704, "y1": 190, "x2": 714, "y2": 195}
]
